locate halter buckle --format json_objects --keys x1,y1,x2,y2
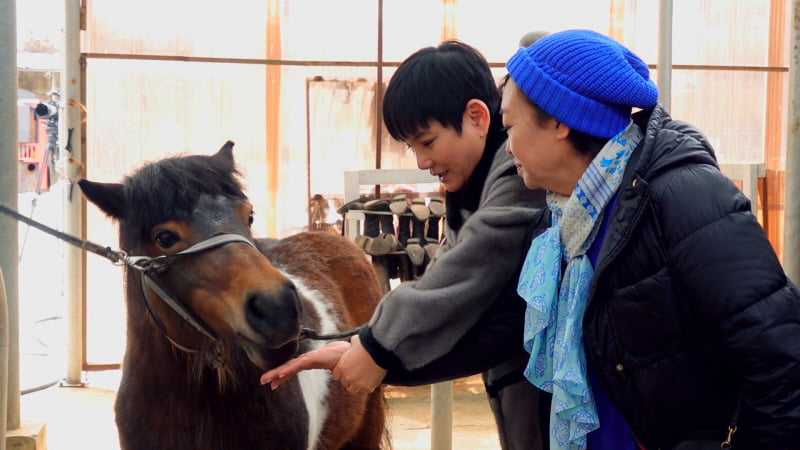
[{"x1": 127, "y1": 255, "x2": 168, "y2": 272}]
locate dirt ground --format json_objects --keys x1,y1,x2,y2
[
  {"x1": 385, "y1": 376, "x2": 502, "y2": 449},
  {"x1": 17, "y1": 370, "x2": 501, "y2": 449}
]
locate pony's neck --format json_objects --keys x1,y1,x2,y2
[{"x1": 117, "y1": 335, "x2": 310, "y2": 449}]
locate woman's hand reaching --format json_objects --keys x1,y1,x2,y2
[
  {"x1": 260, "y1": 341, "x2": 350, "y2": 390},
  {"x1": 259, "y1": 336, "x2": 387, "y2": 394}
]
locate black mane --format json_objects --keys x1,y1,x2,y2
[{"x1": 120, "y1": 153, "x2": 247, "y2": 246}]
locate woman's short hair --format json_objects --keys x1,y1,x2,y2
[{"x1": 383, "y1": 40, "x2": 500, "y2": 142}]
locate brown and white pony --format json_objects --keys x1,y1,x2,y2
[{"x1": 78, "y1": 141, "x2": 387, "y2": 449}]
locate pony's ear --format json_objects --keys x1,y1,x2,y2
[
  {"x1": 215, "y1": 140, "x2": 235, "y2": 164},
  {"x1": 77, "y1": 179, "x2": 126, "y2": 219}
]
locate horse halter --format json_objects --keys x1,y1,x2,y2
[
  {"x1": 0, "y1": 202, "x2": 362, "y2": 365},
  {"x1": 123, "y1": 233, "x2": 362, "y2": 368},
  {"x1": 124, "y1": 233, "x2": 256, "y2": 368}
]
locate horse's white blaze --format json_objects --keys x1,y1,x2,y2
[
  {"x1": 296, "y1": 369, "x2": 331, "y2": 450},
  {"x1": 283, "y1": 272, "x2": 344, "y2": 450}
]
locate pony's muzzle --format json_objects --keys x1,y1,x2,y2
[{"x1": 244, "y1": 281, "x2": 301, "y2": 347}]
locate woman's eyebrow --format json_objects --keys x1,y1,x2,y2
[{"x1": 410, "y1": 128, "x2": 431, "y2": 140}]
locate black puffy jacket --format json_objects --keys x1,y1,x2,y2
[{"x1": 583, "y1": 105, "x2": 800, "y2": 448}]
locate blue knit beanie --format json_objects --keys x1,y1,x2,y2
[{"x1": 507, "y1": 29, "x2": 659, "y2": 139}]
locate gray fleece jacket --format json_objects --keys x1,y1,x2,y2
[{"x1": 359, "y1": 142, "x2": 545, "y2": 373}]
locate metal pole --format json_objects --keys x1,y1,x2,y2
[
  {"x1": 62, "y1": 0, "x2": 84, "y2": 386},
  {"x1": 0, "y1": 0, "x2": 20, "y2": 436},
  {"x1": 657, "y1": 0, "x2": 673, "y2": 111},
  {"x1": 0, "y1": 269, "x2": 7, "y2": 450},
  {"x1": 430, "y1": 381, "x2": 453, "y2": 450},
  {"x1": 784, "y1": 1, "x2": 800, "y2": 281}
]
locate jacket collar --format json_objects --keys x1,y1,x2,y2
[{"x1": 445, "y1": 124, "x2": 507, "y2": 230}]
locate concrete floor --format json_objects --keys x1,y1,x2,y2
[{"x1": 16, "y1": 371, "x2": 501, "y2": 450}]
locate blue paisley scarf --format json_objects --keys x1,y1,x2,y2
[{"x1": 518, "y1": 122, "x2": 643, "y2": 450}]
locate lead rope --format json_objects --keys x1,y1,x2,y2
[
  {"x1": 721, "y1": 389, "x2": 745, "y2": 449},
  {"x1": 0, "y1": 202, "x2": 127, "y2": 264},
  {"x1": 300, "y1": 325, "x2": 364, "y2": 340},
  {"x1": 1, "y1": 202, "x2": 364, "y2": 350}
]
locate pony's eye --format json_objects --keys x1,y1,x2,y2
[
  {"x1": 154, "y1": 230, "x2": 180, "y2": 249},
  {"x1": 248, "y1": 211, "x2": 255, "y2": 226}
]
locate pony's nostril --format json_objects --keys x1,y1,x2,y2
[
  {"x1": 245, "y1": 292, "x2": 268, "y2": 322},
  {"x1": 245, "y1": 283, "x2": 300, "y2": 345}
]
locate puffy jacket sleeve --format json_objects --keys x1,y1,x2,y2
[
  {"x1": 658, "y1": 163, "x2": 800, "y2": 446},
  {"x1": 360, "y1": 173, "x2": 544, "y2": 372}
]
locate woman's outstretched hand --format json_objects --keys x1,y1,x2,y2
[{"x1": 260, "y1": 341, "x2": 350, "y2": 390}]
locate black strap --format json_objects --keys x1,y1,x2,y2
[
  {"x1": 300, "y1": 325, "x2": 364, "y2": 340},
  {"x1": 523, "y1": 207, "x2": 552, "y2": 251},
  {"x1": 722, "y1": 389, "x2": 745, "y2": 448},
  {"x1": 484, "y1": 371, "x2": 526, "y2": 398}
]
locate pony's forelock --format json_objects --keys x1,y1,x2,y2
[{"x1": 119, "y1": 154, "x2": 247, "y2": 247}]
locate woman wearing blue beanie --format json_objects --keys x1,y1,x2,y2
[{"x1": 502, "y1": 29, "x2": 800, "y2": 449}]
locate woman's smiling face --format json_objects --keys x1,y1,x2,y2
[
  {"x1": 501, "y1": 79, "x2": 590, "y2": 196},
  {"x1": 405, "y1": 99, "x2": 489, "y2": 193}
]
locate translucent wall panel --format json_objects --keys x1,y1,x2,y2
[
  {"x1": 85, "y1": 60, "x2": 269, "y2": 194},
  {"x1": 382, "y1": 0, "x2": 445, "y2": 62},
  {"x1": 307, "y1": 79, "x2": 377, "y2": 191},
  {"x1": 276, "y1": 65, "x2": 380, "y2": 235},
  {"x1": 86, "y1": 0, "x2": 269, "y2": 58},
  {"x1": 281, "y1": 0, "x2": 379, "y2": 61},
  {"x1": 669, "y1": 70, "x2": 770, "y2": 165},
  {"x1": 17, "y1": 0, "x2": 64, "y2": 54},
  {"x1": 609, "y1": 0, "x2": 660, "y2": 64},
  {"x1": 456, "y1": 0, "x2": 614, "y2": 62},
  {"x1": 84, "y1": 59, "x2": 269, "y2": 363},
  {"x1": 672, "y1": 0, "x2": 774, "y2": 66}
]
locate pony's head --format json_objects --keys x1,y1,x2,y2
[{"x1": 78, "y1": 141, "x2": 301, "y2": 371}]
